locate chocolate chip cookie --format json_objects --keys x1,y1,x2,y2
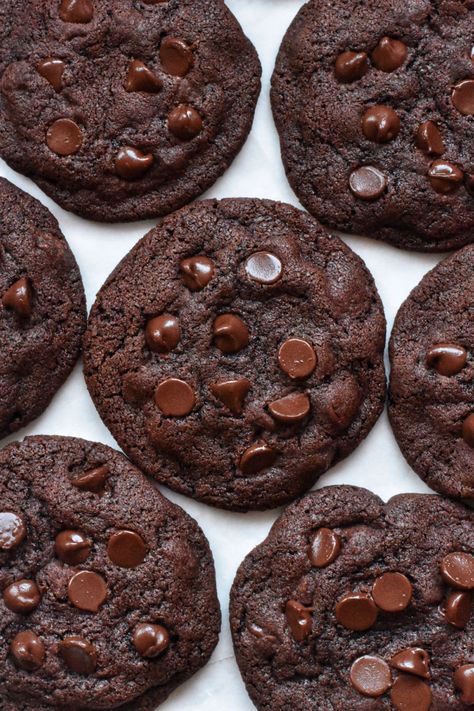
[
  {"x1": 83, "y1": 198, "x2": 386, "y2": 511},
  {"x1": 389, "y1": 245, "x2": 474, "y2": 501},
  {"x1": 0, "y1": 0, "x2": 261, "y2": 222},
  {"x1": 0, "y1": 177, "x2": 86, "y2": 440},
  {"x1": 230, "y1": 485, "x2": 474, "y2": 710},
  {"x1": 271, "y1": 0, "x2": 474, "y2": 251},
  {"x1": 0, "y1": 435, "x2": 220, "y2": 710}
]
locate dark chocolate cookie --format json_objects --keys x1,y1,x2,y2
[
  {"x1": 0, "y1": 435, "x2": 220, "y2": 710},
  {"x1": 389, "y1": 245, "x2": 474, "y2": 501},
  {"x1": 0, "y1": 0, "x2": 260, "y2": 222},
  {"x1": 271, "y1": 0, "x2": 474, "y2": 251},
  {"x1": 0, "y1": 177, "x2": 86, "y2": 440},
  {"x1": 230, "y1": 485, "x2": 474, "y2": 710},
  {"x1": 83, "y1": 198, "x2": 386, "y2": 511}
]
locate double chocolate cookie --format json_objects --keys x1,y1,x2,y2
[
  {"x1": 0, "y1": 178, "x2": 86, "y2": 440},
  {"x1": 389, "y1": 245, "x2": 474, "y2": 501},
  {"x1": 83, "y1": 198, "x2": 386, "y2": 511},
  {"x1": 230, "y1": 485, "x2": 474, "y2": 710},
  {"x1": 0, "y1": 0, "x2": 260, "y2": 222},
  {"x1": 0, "y1": 435, "x2": 220, "y2": 710},
  {"x1": 272, "y1": 0, "x2": 474, "y2": 251}
]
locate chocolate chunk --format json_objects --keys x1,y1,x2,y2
[
  {"x1": 155, "y1": 378, "x2": 196, "y2": 416},
  {"x1": 428, "y1": 160, "x2": 463, "y2": 194},
  {"x1": 115, "y1": 147, "x2": 154, "y2": 180},
  {"x1": 454, "y1": 665, "x2": 474, "y2": 704},
  {"x1": 440, "y1": 552, "x2": 474, "y2": 590},
  {"x1": 3, "y1": 579, "x2": 41, "y2": 613},
  {"x1": 391, "y1": 648, "x2": 430, "y2": 679},
  {"x1": 11, "y1": 631, "x2": 45, "y2": 671},
  {"x1": 67, "y1": 570, "x2": 107, "y2": 612},
  {"x1": 213, "y1": 314, "x2": 249, "y2": 354},
  {"x1": 349, "y1": 166, "x2": 387, "y2": 200},
  {"x1": 59, "y1": 0, "x2": 93, "y2": 23},
  {"x1": 180, "y1": 256, "x2": 215, "y2": 291},
  {"x1": 107, "y1": 530, "x2": 147, "y2": 568},
  {"x1": 416, "y1": 121, "x2": 444, "y2": 156},
  {"x1": 125, "y1": 60, "x2": 161, "y2": 93},
  {"x1": 145, "y1": 314, "x2": 180, "y2": 353},
  {"x1": 168, "y1": 105, "x2": 203, "y2": 140},
  {"x1": 0, "y1": 511, "x2": 26, "y2": 550},
  {"x1": 245, "y1": 252, "x2": 283, "y2": 284},
  {"x1": 285, "y1": 600, "x2": 313, "y2": 641},
  {"x1": 2, "y1": 277, "x2": 32, "y2": 318},
  {"x1": 37, "y1": 59, "x2": 65, "y2": 92},
  {"x1": 55, "y1": 530, "x2": 91, "y2": 565},
  {"x1": 240, "y1": 442, "x2": 277, "y2": 476},
  {"x1": 71, "y1": 464, "x2": 109, "y2": 493},
  {"x1": 350, "y1": 655, "x2": 392, "y2": 697},
  {"x1": 278, "y1": 338, "x2": 317, "y2": 379},
  {"x1": 58, "y1": 636, "x2": 97, "y2": 674},
  {"x1": 210, "y1": 379, "x2": 251, "y2": 414},
  {"x1": 445, "y1": 591, "x2": 472, "y2": 628},
  {"x1": 159, "y1": 37, "x2": 193, "y2": 76},
  {"x1": 462, "y1": 414, "x2": 474, "y2": 448},
  {"x1": 362, "y1": 105, "x2": 400, "y2": 143},
  {"x1": 46, "y1": 119, "x2": 83, "y2": 156},
  {"x1": 334, "y1": 51, "x2": 369, "y2": 83},
  {"x1": 390, "y1": 674, "x2": 432, "y2": 711},
  {"x1": 133, "y1": 623, "x2": 170, "y2": 658},
  {"x1": 335, "y1": 592, "x2": 378, "y2": 631},
  {"x1": 371, "y1": 37, "x2": 407, "y2": 72},
  {"x1": 426, "y1": 343, "x2": 467, "y2": 376},
  {"x1": 452, "y1": 80, "x2": 474, "y2": 116},
  {"x1": 371, "y1": 572, "x2": 412, "y2": 612},
  {"x1": 268, "y1": 392, "x2": 311, "y2": 423},
  {"x1": 308, "y1": 528, "x2": 341, "y2": 567}
]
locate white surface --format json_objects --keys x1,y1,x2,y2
[{"x1": 0, "y1": 1, "x2": 447, "y2": 709}]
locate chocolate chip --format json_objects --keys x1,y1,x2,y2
[
  {"x1": 2, "y1": 277, "x2": 33, "y2": 317},
  {"x1": 426, "y1": 343, "x2": 467, "y2": 376},
  {"x1": 445, "y1": 591, "x2": 472, "y2": 628},
  {"x1": 133, "y1": 623, "x2": 170, "y2": 658},
  {"x1": 168, "y1": 105, "x2": 203, "y2": 140},
  {"x1": 125, "y1": 59, "x2": 161, "y2": 93},
  {"x1": 145, "y1": 314, "x2": 180, "y2": 353},
  {"x1": 180, "y1": 256, "x2": 215, "y2": 291},
  {"x1": 440, "y1": 552, "x2": 474, "y2": 590},
  {"x1": 240, "y1": 442, "x2": 277, "y2": 476},
  {"x1": 58, "y1": 636, "x2": 97, "y2": 674},
  {"x1": 210, "y1": 378, "x2": 251, "y2": 414},
  {"x1": 334, "y1": 51, "x2": 369, "y2": 83},
  {"x1": 454, "y1": 665, "x2": 474, "y2": 704},
  {"x1": 349, "y1": 166, "x2": 387, "y2": 200},
  {"x1": 391, "y1": 648, "x2": 430, "y2": 679},
  {"x1": 71, "y1": 464, "x2": 109, "y2": 493},
  {"x1": 335, "y1": 592, "x2": 378, "y2": 631},
  {"x1": 55, "y1": 530, "x2": 91, "y2": 565},
  {"x1": 213, "y1": 314, "x2": 249, "y2": 353},
  {"x1": 155, "y1": 378, "x2": 196, "y2": 416},
  {"x1": 350, "y1": 656, "x2": 392, "y2": 697},
  {"x1": 107, "y1": 530, "x2": 147, "y2": 568},
  {"x1": 160, "y1": 37, "x2": 193, "y2": 76},
  {"x1": 391, "y1": 675, "x2": 432, "y2": 711},
  {"x1": 308, "y1": 528, "x2": 341, "y2": 567},
  {"x1": 278, "y1": 338, "x2": 317, "y2": 379},
  {"x1": 372, "y1": 572, "x2": 412, "y2": 612},
  {"x1": 3, "y1": 579, "x2": 41, "y2": 613},
  {"x1": 11, "y1": 631, "x2": 45, "y2": 671},
  {"x1": 416, "y1": 121, "x2": 444, "y2": 156},
  {"x1": 372, "y1": 37, "x2": 407, "y2": 72},
  {"x1": 428, "y1": 160, "x2": 464, "y2": 194},
  {"x1": 67, "y1": 570, "x2": 107, "y2": 612},
  {"x1": 462, "y1": 414, "x2": 474, "y2": 448},
  {"x1": 115, "y1": 147, "x2": 154, "y2": 180},
  {"x1": 268, "y1": 392, "x2": 311, "y2": 423},
  {"x1": 47, "y1": 118, "x2": 83, "y2": 156},
  {"x1": 452, "y1": 79, "x2": 474, "y2": 116},
  {"x1": 245, "y1": 252, "x2": 283, "y2": 284},
  {"x1": 362, "y1": 105, "x2": 400, "y2": 143},
  {"x1": 59, "y1": 0, "x2": 93, "y2": 23},
  {"x1": 0, "y1": 511, "x2": 26, "y2": 550},
  {"x1": 37, "y1": 59, "x2": 65, "y2": 92},
  {"x1": 285, "y1": 600, "x2": 313, "y2": 641}
]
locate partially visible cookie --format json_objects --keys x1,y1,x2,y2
[
  {"x1": 389, "y1": 245, "x2": 474, "y2": 501},
  {"x1": 0, "y1": 0, "x2": 261, "y2": 222},
  {"x1": 83, "y1": 198, "x2": 386, "y2": 511},
  {"x1": 0, "y1": 178, "x2": 86, "y2": 440},
  {"x1": 0, "y1": 435, "x2": 220, "y2": 710},
  {"x1": 271, "y1": 0, "x2": 474, "y2": 251},
  {"x1": 230, "y1": 485, "x2": 474, "y2": 710}
]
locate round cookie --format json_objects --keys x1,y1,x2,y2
[
  {"x1": 83, "y1": 198, "x2": 386, "y2": 511},
  {"x1": 0, "y1": 435, "x2": 220, "y2": 710},
  {"x1": 389, "y1": 245, "x2": 474, "y2": 501},
  {"x1": 271, "y1": 0, "x2": 474, "y2": 251},
  {"x1": 0, "y1": 0, "x2": 261, "y2": 222},
  {"x1": 0, "y1": 177, "x2": 86, "y2": 440},
  {"x1": 230, "y1": 485, "x2": 474, "y2": 710}
]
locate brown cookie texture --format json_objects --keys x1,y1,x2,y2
[
  {"x1": 0, "y1": 177, "x2": 86, "y2": 440},
  {"x1": 230, "y1": 485, "x2": 474, "y2": 710},
  {"x1": 0, "y1": 435, "x2": 220, "y2": 710},
  {"x1": 389, "y1": 245, "x2": 474, "y2": 501},
  {"x1": 0, "y1": 0, "x2": 261, "y2": 222},
  {"x1": 83, "y1": 198, "x2": 386, "y2": 511},
  {"x1": 271, "y1": 0, "x2": 474, "y2": 251}
]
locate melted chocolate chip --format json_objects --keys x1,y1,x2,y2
[
  {"x1": 155, "y1": 378, "x2": 196, "y2": 416},
  {"x1": 308, "y1": 528, "x2": 341, "y2": 567},
  {"x1": 210, "y1": 378, "x2": 251, "y2": 414},
  {"x1": 58, "y1": 636, "x2": 97, "y2": 674},
  {"x1": 349, "y1": 166, "x2": 387, "y2": 200},
  {"x1": 278, "y1": 338, "x2": 317, "y2": 379},
  {"x1": 416, "y1": 121, "x2": 444, "y2": 156},
  {"x1": 334, "y1": 51, "x2": 369, "y2": 82},
  {"x1": 180, "y1": 256, "x2": 215, "y2": 291},
  {"x1": 125, "y1": 60, "x2": 161, "y2": 93},
  {"x1": 168, "y1": 105, "x2": 203, "y2": 140},
  {"x1": 268, "y1": 392, "x2": 311, "y2": 423},
  {"x1": 391, "y1": 648, "x2": 430, "y2": 679},
  {"x1": 390, "y1": 674, "x2": 432, "y2": 711},
  {"x1": 55, "y1": 530, "x2": 91, "y2": 565},
  {"x1": 115, "y1": 147, "x2": 153, "y2": 180},
  {"x1": 160, "y1": 37, "x2": 193, "y2": 76},
  {"x1": 133, "y1": 623, "x2": 170, "y2": 658},
  {"x1": 350, "y1": 656, "x2": 392, "y2": 697},
  {"x1": 445, "y1": 591, "x2": 472, "y2": 628},
  {"x1": 2, "y1": 277, "x2": 33, "y2": 317},
  {"x1": 37, "y1": 59, "x2": 65, "y2": 92},
  {"x1": 0, "y1": 511, "x2": 26, "y2": 550},
  {"x1": 428, "y1": 160, "x2": 464, "y2": 194},
  {"x1": 107, "y1": 530, "x2": 147, "y2": 568},
  {"x1": 213, "y1": 314, "x2": 249, "y2": 353},
  {"x1": 372, "y1": 572, "x2": 412, "y2": 612},
  {"x1": 372, "y1": 37, "x2": 407, "y2": 72},
  {"x1": 462, "y1": 414, "x2": 474, "y2": 448},
  {"x1": 3, "y1": 579, "x2": 41, "y2": 613},
  {"x1": 145, "y1": 314, "x2": 180, "y2": 353},
  {"x1": 59, "y1": 0, "x2": 93, "y2": 23},
  {"x1": 245, "y1": 252, "x2": 283, "y2": 284},
  {"x1": 240, "y1": 442, "x2": 277, "y2": 476},
  {"x1": 452, "y1": 79, "x2": 474, "y2": 116},
  {"x1": 335, "y1": 592, "x2": 378, "y2": 631},
  {"x1": 362, "y1": 105, "x2": 400, "y2": 143},
  {"x1": 285, "y1": 600, "x2": 313, "y2": 641},
  {"x1": 67, "y1": 570, "x2": 107, "y2": 612},
  {"x1": 71, "y1": 464, "x2": 109, "y2": 493},
  {"x1": 11, "y1": 631, "x2": 45, "y2": 670},
  {"x1": 454, "y1": 665, "x2": 474, "y2": 704},
  {"x1": 440, "y1": 552, "x2": 474, "y2": 590},
  {"x1": 426, "y1": 343, "x2": 467, "y2": 376},
  {"x1": 47, "y1": 118, "x2": 83, "y2": 156}
]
